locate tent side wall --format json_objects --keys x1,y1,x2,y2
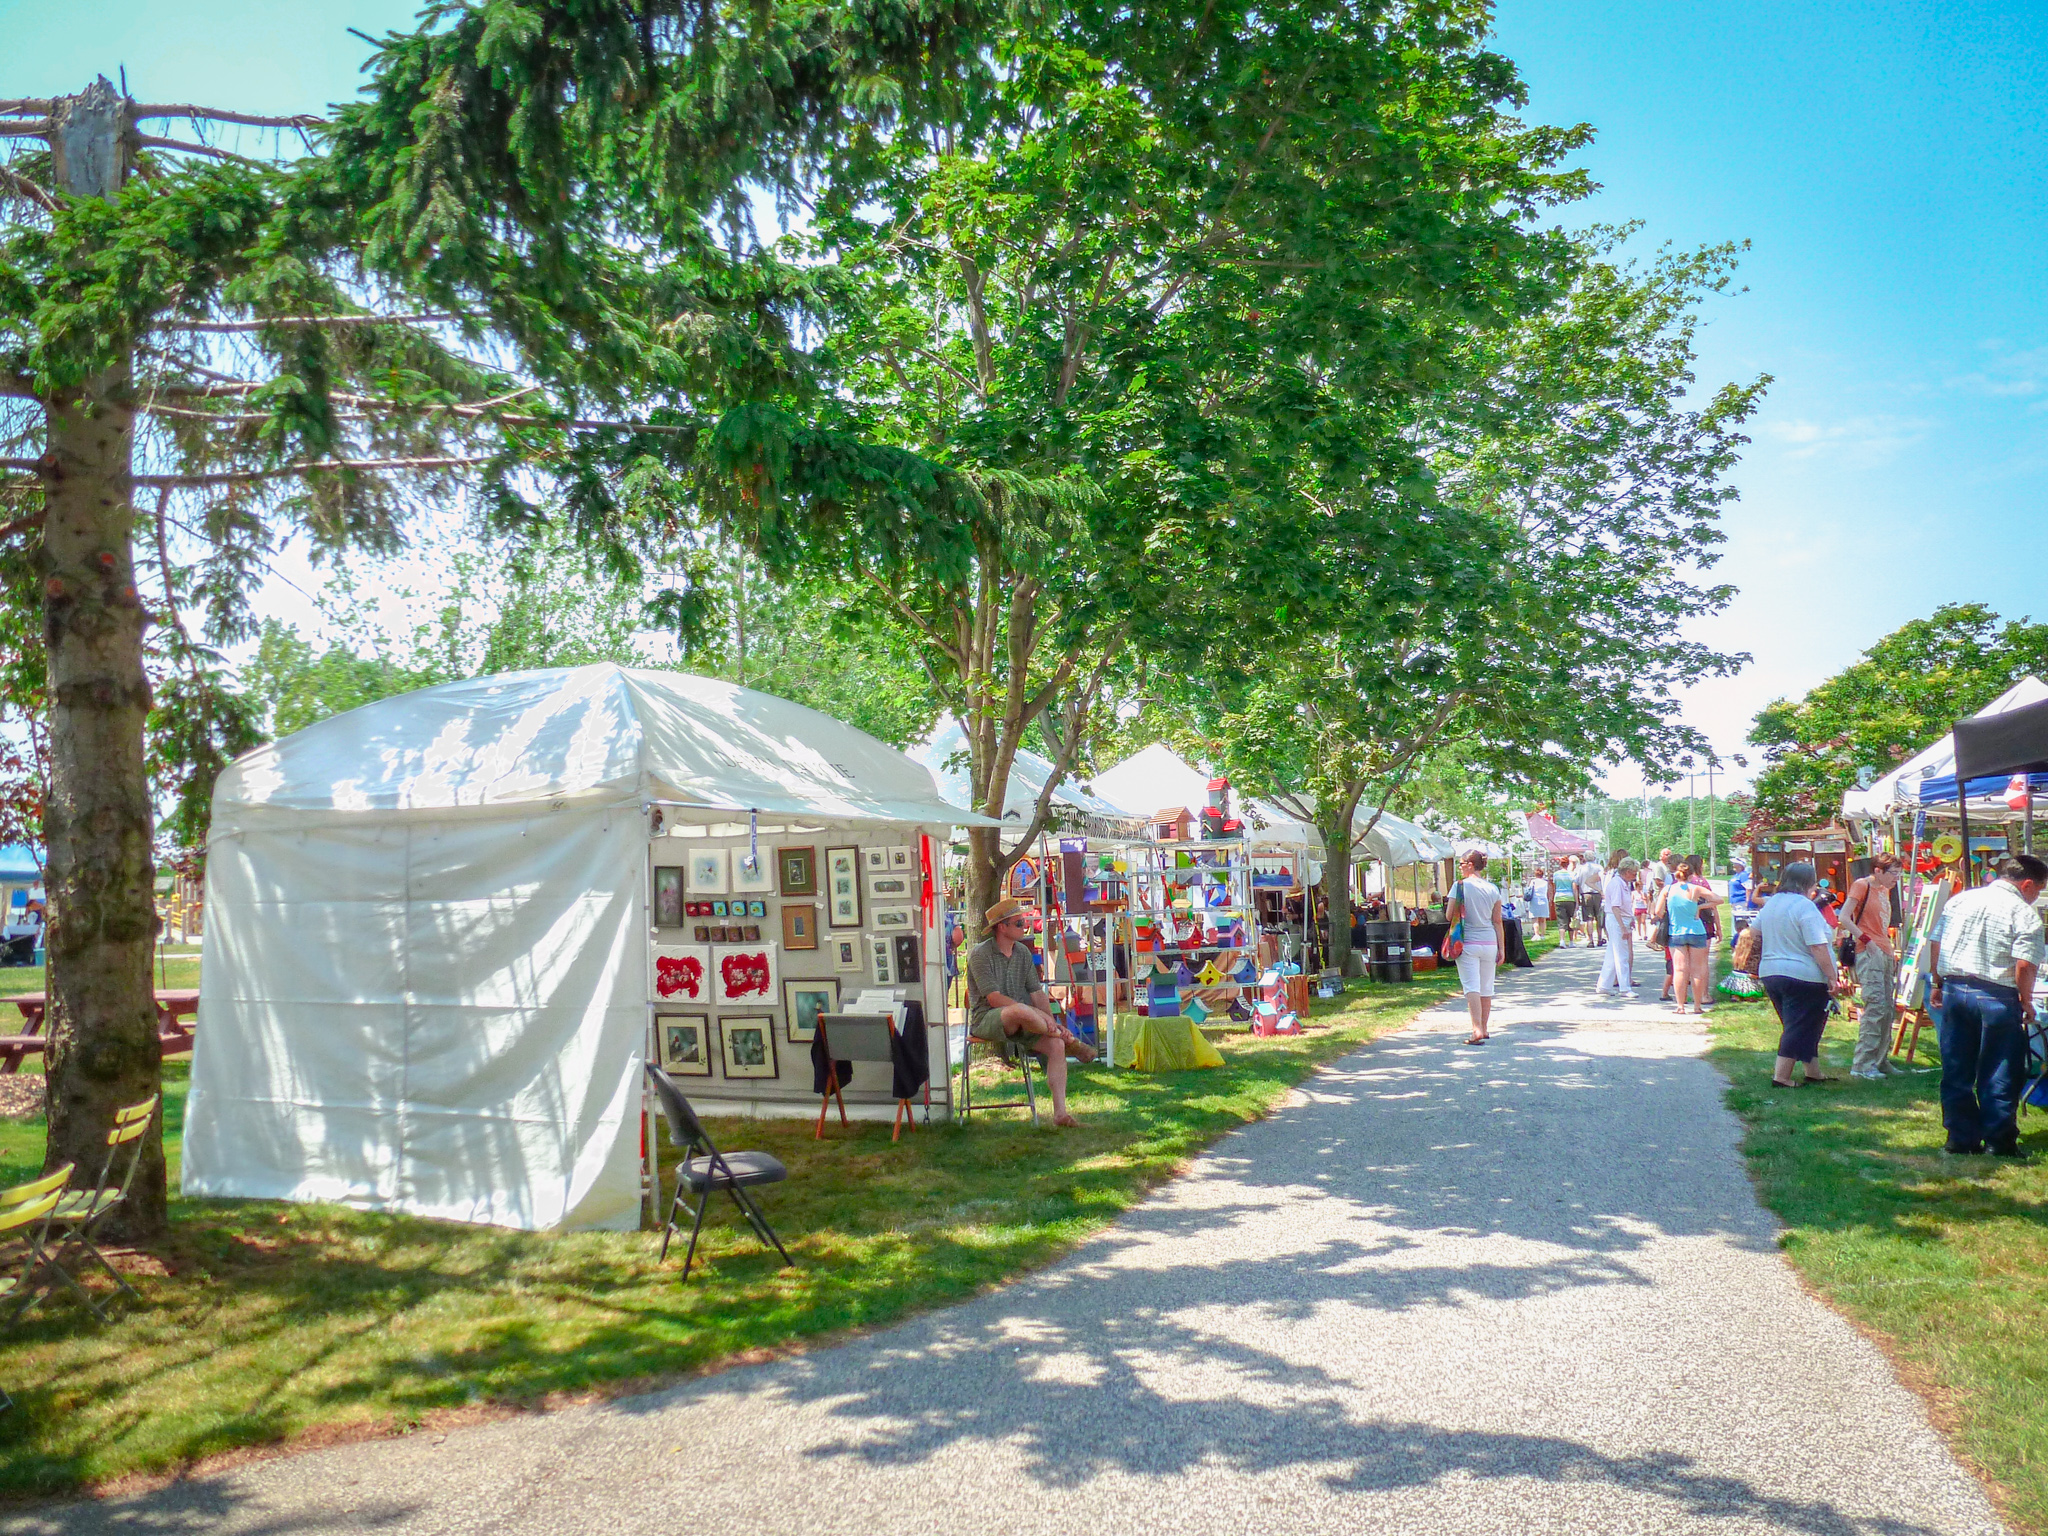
[{"x1": 184, "y1": 803, "x2": 647, "y2": 1231}]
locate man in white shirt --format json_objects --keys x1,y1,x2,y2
[
  {"x1": 1596, "y1": 858, "x2": 1638, "y2": 994},
  {"x1": 1576, "y1": 858, "x2": 1606, "y2": 947},
  {"x1": 1928, "y1": 854, "x2": 2048, "y2": 1157}
]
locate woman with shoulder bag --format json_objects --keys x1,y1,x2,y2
[
  {"x1": 1657, "y1": 859, "x2": 1721, "y2": 1016},
  {"x1": 1444, "y1": 851, "x2": 1507, "y2": 1045}
]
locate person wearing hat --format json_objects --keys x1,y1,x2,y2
[{"x1": 968, "y1": 898, "x2": 1092, "y2": 1127}]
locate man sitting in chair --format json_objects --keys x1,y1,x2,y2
[{"x1": 968, "y1": 897, "x2": 1095, "y2": 1128}]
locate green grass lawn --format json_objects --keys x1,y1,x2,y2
[
  {"x1": 0, "y1": 940, "x2": 1529, "y2": 1498},
  {"x1": 1709, "y1": 978, "x2": 2048, "y2": 1533}
]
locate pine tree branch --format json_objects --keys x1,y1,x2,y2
[
  {"x1": 135, "y1": 455, "x2": 497, "y2": 489},
  {"x1": 0, "y1": 511, "x2": 44, "y2": 542},
  {"x1": 0, "y1": 100, "x2": 54, "y2": 115},
  {"x1": 0, "y1": 165, "x2": 57, "y2": 215},
  {"x1": 131, "y1": 104, "x2": 322, "y2": 130},
  {"x1": 167, "y1": 313, "x2": 465, "y2": 333},
  {"x1": 0, "y1": 122, "x2": 52, "y2": 138},
  {"x1": 135, "y1": 135, "x2": 267, "y2": 167},
  {"x1": 0, "y1": 458, "x2": 42, "y2": 473}
]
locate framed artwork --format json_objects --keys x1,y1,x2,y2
[
  {"x1": 688, "y1": 848, "x2": 729, "y2": 895},
  {"x1": 869, "y1": 936, "x2": 894, "y2": 986},
  {"x1": 781, "y1": 903, "x2": 819, "y2": 950},
  {"x1": 712, "y1": 943, "x2": 779, "y2": 1006},
  {"x1": 719, "y1": 1016, "x2": 779, "y2": 1079},
  {"x1": 871, "y1": 905, "x2": 916, "y2": 932},
  {"x1": 832, "y1": 936, "x2": 862, "y2": 973},
  {"x1": 826, "y1": 846, "x2": 862, "y2": 930},
  {"x1": 783, "y1": 978, "x2": 838, "y2": 1043},
  {"x1": 863, "y1": 847, "x2": 891, "y2": 874},
  {"x1": 711, "y1": 900, "x2": 729, "y2": 919},
  {"x1": 653, "y1": 867, "x2": 685, "y2": 928},
  {"x1": 889, "y1": 845, "x2": 914, "y2": 871},
  {"x1": 867, "y1": 871, "x2": 915, "y2": 902},
  {"x1": 656, "y1": 1012, "x2": 712, "y2": 1076},
  {"x1": 732, "y1": 846, "x2": 775, "y2": 894},
  {"x1": 747, "y1": 899, "x2": 768, "y2": 918},
  {"x1": 692, "y1": 924, "x2": 711, "y2": 943},
  {"x1": 778, "y1": 845, "x2": 818, "y2": 897},
  {"x1": 744, "y1": 924, "x2": 762, "y2": 942},
  {"x1": 892, "y1": 934, "x2": 921, "y2": 982},
  {"x1": 687, "y1": 901, "x2": 712, "y2": 918},
  {"x1": 653, "y1": 945, "x2": 712, "y2": 1005}
]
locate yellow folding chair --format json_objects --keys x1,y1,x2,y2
[
  {"x1": 44, "y1": 1096, "x2": 158, "y2": 1321},
  {"x1": 0, "y1": 1162, "x2": 80, "y2": 1345}
]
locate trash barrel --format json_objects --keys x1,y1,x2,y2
[{"x1": 1364, "y1": 921, "x2": 1412, "y2": 983}]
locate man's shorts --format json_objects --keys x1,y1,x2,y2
[
  {"x1": 1581, "y1": 894, "x2": 1603, "y2": 925},
  {"x1": 1554, "y1": 899, "x2": 1577, "y2": 922}
]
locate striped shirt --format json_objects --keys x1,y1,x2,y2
[{"x1": 1934, "y1": 880, "x2": 2046, "y2": 989}]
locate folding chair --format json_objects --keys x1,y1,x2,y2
[
  {"x1": 43, "y1": 1095, "x2": 157, "y2": 1323},
  {"x1": 0, "y1": 1163, "x2": 80, "y2": 1332},
  {"x1": 2024, "y1": 1017, "x2": 2048, "y2": 1119},
  {"x1": 644, "y1": 1065, "x2": 793, "y2": 1280},
  {"x1": 957, "y1": 1030, "x2": 1039, "y2": 1127}
]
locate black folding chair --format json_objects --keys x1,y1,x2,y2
[
  {"x1": 958, "y1": 1030, "x2": 1039, "y2": 1127},
  {"x1": 644, "y1": 1065, "x2": 794, "y2": 1280}
]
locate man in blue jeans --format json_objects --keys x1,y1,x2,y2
[{"x1": 1928, "y1": 854, "x2": 2048, "y2": 1157}]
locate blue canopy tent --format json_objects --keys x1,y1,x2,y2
[{"x1": 0, "y1": 846, "x2": 44, "y2": 965}]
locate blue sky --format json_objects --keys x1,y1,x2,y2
[{"x1": 4, "y1": 0, "x2": 2043, "y2": 794}]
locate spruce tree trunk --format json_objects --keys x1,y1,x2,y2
[
  {"x1": 1318, "y1": 806, "x2": 1354, "y2": 978},
  {"x1": 39, "y1": 79, "x2": 165, "y2": 1239}
]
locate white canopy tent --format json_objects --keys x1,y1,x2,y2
[
  {"x1": 1090, "y1": 744, "x2": 1320, "y2": 852},
  {"x1": 907, "y1": 717, "x2": 1145, "y2": 844},
  {"x1": 185, "y1": 665, "x2": 984, "y2": 1232},
  {"x1": 1842, "y1": 676, "x2": 2048, "y2": 821}
]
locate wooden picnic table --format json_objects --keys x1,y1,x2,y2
[{"x1": 1, "y1": 990, "x2": 200, "y2": 1073}]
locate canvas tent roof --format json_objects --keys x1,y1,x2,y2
[
  {"x1": 906, "y1": 718, "x2": 1143, "y2": 841},
  {"x1": 1525, "y1": 812, "x2": 1594, "y2": 855},
  {"x1": 1841, "y1": 676, "x2": 2048, "y2": 820},
  {"x1": 215, "y1": 664, "x2": 986, "y2": 829},
  {"x1": 1090, "y1": 744, "x2": 1323, "y2": 852}
]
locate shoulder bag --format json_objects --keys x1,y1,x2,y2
[
  {"x1": 1649, "y1": 885, "x2": 1670, "y2": 949},
  {"x1": 1442, "y1": 880, "x2": 1465, "y2": 961}
]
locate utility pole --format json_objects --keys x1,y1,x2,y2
[{"x1": 1706, "y1": 758, "x2": 1717, "y2": 876}]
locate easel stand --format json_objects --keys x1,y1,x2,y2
[
  {"x1": 1892, "y1": 1007, "x2": 1932, "y2": 1066},
  {"x1": 812, "y1": 1014, "x2": 921, "y2": 1144}
]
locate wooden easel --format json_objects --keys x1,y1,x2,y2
[
  {"x1": 813, "y1": 1014, "x2": 918, "y2": 1143},
  {"x1": 1892, "y1": 1006, "x2": 1932, "y2": 1066}
]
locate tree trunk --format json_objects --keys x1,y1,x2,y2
[
  {"x1": 1317, "y1": 805, "x2": 1354, "y2": 979},
  {"x1": 965, "y1": 823, "x2": 1006, "y2": 953},
  {"x1": 40, "y1": 80, "x2": 165, "y2": 1240}
]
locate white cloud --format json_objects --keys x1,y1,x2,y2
[
  {"x1": 1947, "y1": 341, "x2": 2048, "y2": 400},
  {"x1": 1761, "y1": 413, "x2": 1934, "y2": 464}
]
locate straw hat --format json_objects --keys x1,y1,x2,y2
[{"x1": 984, "y1": 896, "x2": 1035, "y2": 926}]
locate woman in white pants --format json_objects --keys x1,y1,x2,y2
[
  {"x1": 1598, "y1": 858, "x2": 1640, "y2": 995},
  {"x1": 1446, "y1": 851, "x2": 1508, "y2": 1044}
]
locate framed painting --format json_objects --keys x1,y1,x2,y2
[
  {"x1": 781, "y1": 902, "x2": 819, "y2": 950},
  {"x1": 747, "y1": 899, "x2": 768, "y2": 918},
  {"x1": 871, "y1": 905, "x2": 917, "y2": 932},
  {"x1": 783, "y1": 978, "x2": 838, "y2": 1043},
  {"x1": 692, "y1": 924, "x2": 711, "y2": 943},
  {"x1": 889, "y1": 845, "x2": 914, "y2": 871},
  {"x1": 869, "y1": 936, "x2": 894, "y2": 986},
  {"x1": 719, "y1": 1016, "x2": 779, "y2": 1079},
  {"x1": 826, "y1": 846, "x2": 862, "y2": 929},
  {"x1": 687, "y1": 847, "x2": 729, "y2": 895},
  {"x1": 867, "y1": 870, "x2": 915, "y2": 903},
  {"x1": 656, "y1": 1012, "x2": 712, "y2": 1076},
  {"x1": 653, "y1": 867, "x2": 685, "y2": 928},
  {"x1": 711, "y1": 900, "x2": 729, "y2": 918},
  {"x1": 832, "y1": 935, "x2": 863, "y2": 973},
  {"x1": 732, "y1": 846, "x2": 775, "y2": 894},
  {"x1": 863, "y1": 847, "x2": 891, "y2": 874},
  {"x1": 892, "y1": 934, "x2": 921, "y2": 983},
  {"x1": 712, "y1": 943, "x2": 778, "y2": 1006},
  {"x1": 778, "y1": 845, "x2": 818, "y2": 897},
  {"x1": 652, "y1": 945, "x2": 712, "y2": 1005}
]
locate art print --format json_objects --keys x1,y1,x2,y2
[
  {"x1": 653, "y1": 867, "x2": 684, "y2": 929},
  {"x1": 892, "y1": 934, "x2": 921, "y2": 983},
  {"x1": 747, "y1": 899, "x2": 768, "y2": 918},
  {"x1": 863, "y1": 847, "x2": 890, "y2": 874},
  {"x1": 692, "y1": 924, "x2": 711, "y2": 943},
  {"x1": 888, "y1": 845, "x2": 914, "y2": 871},
  {"x1": 712, "y1": 943, "x2": 779, "y2": 1005},
  {"x1": 832, "y1": 936, "x2": 862, "y2": 973},
  {"x1": 826, "y1": 846, "x2": 862, "y2": 929},
  {"x1": 711, "y1": 900, "x2": 729, "y2": 918},
  {"x1": 871, "y1": 905, "x2": 916, "y2": 932},
  {"x1": 867, "y1": 871, "x2": 914, "y2": 902},
  {"x1": 782, "y1": 903, "x2": 819, "y2": 950},
  {"x1": 732, "y1": 845, "x2": 775, "y2": 894},
  {"x1": 688, "y1": 848, "x2": 729, "y2": 895},
  {"x1": 719, "y1": 1016, "x2": 779, "y2": 1079},
  {"x1": 869, "y1": 936, "x2": 894, "y2": 985},
  {"x1": 778, "y1": 845, "x2": 818, "y2": 897},
  {"x1": 652, "y1": 945, "x2": 712, "y2": 1004},
  {"x1": 656, "y1": 1012, "x2": 712, "y2": 1076},
  {"x1": 783, "y1": 979, "x2": 838, "y2": 1043}
]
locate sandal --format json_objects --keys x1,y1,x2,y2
[{"x1": 1053, "y1": 1112, "x2": 1082, "y2": 1128}]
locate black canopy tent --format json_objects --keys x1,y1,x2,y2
[{"x1": 1950, "y1": 697, "x2": 2048, "y2": 881}]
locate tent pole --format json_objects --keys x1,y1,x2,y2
[
  {"x1": 1959, "y1": 793, "x2": 1972, "y2": 890},
  {"x1": 2028, "y1": 786, "x2": 2036, "y2": 857}
]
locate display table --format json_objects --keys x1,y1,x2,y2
[{"x1": 1114, "y1": 1015, "x2": 1224, "y2": 1072}]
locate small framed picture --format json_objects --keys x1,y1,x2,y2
[
  {"x1": 863, "y1": 848, "x2": 890, "y2": 874},
  {"x1": 732, "y1": 846, "x2": 774, "y2": 894},
  {"x1": 719, "y1": 1015, "x2": 779, "y2": 1079},
  {"x1": 653, "y1": 867, "x2": 684, "y2": 928},
  {"x1": 826, "y1": 846, "x2": 862, "y2": 929},
  {"x1": 832, "y1": 936, "x2": 862, "y2": 973},
  {"x1": 711, "y1": 900, "x2": 729, "y2": 918},
  {"x1": 867, "y1": 871, "x2": 914, "y2": 901},
  {"x1": 747, "y1": 899, "x2": 768, "y2": 918},
  {"x1": 656, "y1": 1012, "x2": 712, "y2": 1076},
  {"x1": 709, "y1": 924, "x2": 729, "y2": 943},
  {"x1": 872, "y1": 905, "x2": 916, "y2": 931},
  {"x1": 869, "y1": 936, "x2": 893, "y2": 985},
  {"x1": 693, "y1": 924, "x2": 711, "y2": 943},
  {"x1": 781, "y1": 903, "x2": 819, "y2": 950},
  {"x1": 687, "y1": 901, "x2": 711, "y2": 918},
  {"x1": 743, "y1": 924, "x2": 761, "y2": 941},
  {"x1": 783, "y1": 978, "x2": 838, "y2": 1043},
  {"x1": 654, "y1": 945, "x2": 712, "y2": 1004},
  {"x1": 889, "y1": 845, "x2": 914, "y2": 871},
  {"x1": 892, "y1": 934, "x2": 921, "y2": 982},
  {"x1": 778, "y1": 845, "x2": 818, "y2": 897},
  {"x1": 688, "y1": 848, "x2": 729, "y2": 895}
]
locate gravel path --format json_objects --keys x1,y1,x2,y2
[{"x1": 10, "y1": 944, "x2": 2004, "y2": 1535}]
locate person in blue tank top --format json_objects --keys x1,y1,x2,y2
[{"x1": 1655, "y1": 858, "x2": 1721, "y2": 1015}]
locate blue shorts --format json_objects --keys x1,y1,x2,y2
[{"x1": 1668, "y1": 933, "x2": 1709, "y2": 949}]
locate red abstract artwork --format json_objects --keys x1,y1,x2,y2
[
  {"x1": 656, "y1": 953, "x2": 705, "y2": 1000},
  {"x1": 719, "y1": 951, "x2": 774, "y2": 1000}
]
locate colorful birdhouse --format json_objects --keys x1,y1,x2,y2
[
  {"x1": 1196, "y1": 960, "x2": 1225, "y2": 987},
  {"x1": 1184, "y1": 997, "x2": 1211, "y2": 1025},
  {"x1": 1154, "y1": 806, "x2": 1194, "y2": 842}
]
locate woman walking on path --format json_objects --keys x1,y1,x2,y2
[
  {"x1": 1597, "y1": 858, "x2": 1640, "y2": 995},
  {"x1": 1445, "y1": 851, "x2": 1507, "y2": 1044},
  {"x1": 1757, "y1": 861, "x2": 1847, "y2": 1087},
  {"x1": 1553, "y1": 859, "x2": 1579, "y2": 944},
  {"x1": 1527, "y1": 867, "x2": 1551, "y2": 941},
  {"x1": 1656, "y1": 859, "x2": 1721, "y2": 1015}
]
